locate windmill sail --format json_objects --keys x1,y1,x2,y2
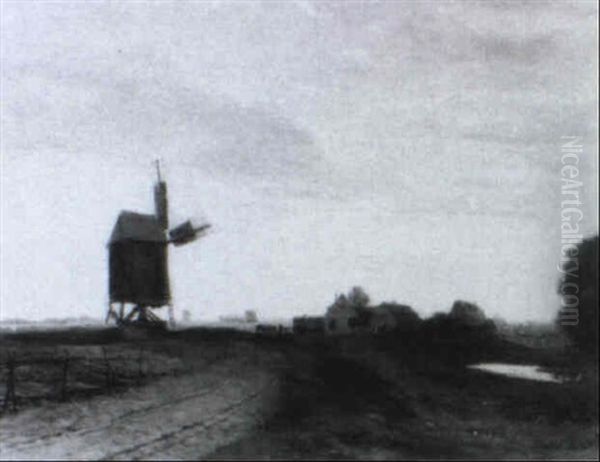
[{"x1": 169, "y1": 220, "x2": 211, "y2": 246}]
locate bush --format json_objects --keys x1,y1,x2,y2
[
  {"x1": 421, "y1": 301, "x2": 496, "y2": 342},
  {"x1": 449, "y1": 300, "x2": 487, "y2": 326},
  {"x1": 375, "y1": 302, "x2": 422, "y2": 332}
]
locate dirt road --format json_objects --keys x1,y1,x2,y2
[{"x1": 0, "y1": 356, "x2": 281, "y2": 460}]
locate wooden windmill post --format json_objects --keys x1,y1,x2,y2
[{"x1": 106, "y1": 161, "x2": 211, "y2": 329}]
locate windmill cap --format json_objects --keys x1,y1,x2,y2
[{"x1": 109, "y1": 211, "x2": 167, "y2": 244}]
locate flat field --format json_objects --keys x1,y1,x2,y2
[{"x1": 0, "y1": 327, "x2": 597, "y2": 459}]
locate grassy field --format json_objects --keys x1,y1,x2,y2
[
  {"x1": 212, "y1": 333, "x2": 599, "y2": 459},
  {"x1": 0, "y1": 327, "x2": 597, "y2": 459}
]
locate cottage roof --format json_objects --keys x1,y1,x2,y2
[{"x1": 109, "y1": 211, "x2": 166, "y2": 244}]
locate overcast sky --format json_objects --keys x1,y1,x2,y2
[{"x1": 1, "y1": 0, "x2": 598, "y2": 323}]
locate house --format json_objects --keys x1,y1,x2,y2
[
  {"x1": 255, "y1": 324, "x2": 280, "y2": 336},
  {"x1": 325, "y1": 296, "x2": 421, "y2": 335},
  {"x1": 325, "y1": 303, "x2": 370, "y2": 335},
  {"x1": 292, "y1": 316, "x2": 326, "y2": 335},
  {"x1": 245, "y1": 310, "x2": 258, "y2": 323}
]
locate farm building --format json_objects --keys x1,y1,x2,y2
[
  {"x1": 325, "y1": 298, "x2": 421, "y2": 335},
  {"x1": 325, "y1": 303, "x2": 369, "y2": 335},
  {"x1": 324, "y1": 289, "x2": 372, "y2": 335},
  {"x1": 292, "y1": 316, "x2": 326, "y2": 335}
]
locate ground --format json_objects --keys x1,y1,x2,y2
[{"x1": 0, "y1": 327, "x2": 598, "y2": 460}]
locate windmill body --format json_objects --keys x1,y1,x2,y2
[{"x1": 106, "y1": 163, "x2": 210, "y2": 328}]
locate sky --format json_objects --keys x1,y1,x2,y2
[{"x1": 1, "y1": 0, "x2": 598, "y2": 323}]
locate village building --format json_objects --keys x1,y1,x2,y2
[
  {"x1": 325, "y1": 295, "x2": 420, "y2": 335},
  {"x1": 292, "y1": 316, "x2": 326, "y2": 335},
  {"x1": 325, "y1": 303, "x2": 369, "y2": 335}
]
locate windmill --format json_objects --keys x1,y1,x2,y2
[{"x1": 106, "y1": 161, "x2": 211, "y2": 329}]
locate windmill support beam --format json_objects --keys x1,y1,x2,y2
[
  {"x1": 168, "y1": 304, "x2": 175, "y2": 328},
  {"x1": 105, "y1": 303, "x2": 120, "y2": 324}
]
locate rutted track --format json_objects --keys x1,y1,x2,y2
[
  {"x1": 102, "y1": 380, "x2": 276, "y2": 460},
  {"x1": 5, "y1": 376, "x2": 229, "y2": 448},
  {"x1": 0, "y1": 349, "x2": 284, "y2": 460}
]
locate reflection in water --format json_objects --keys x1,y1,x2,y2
[{"x1": 468, "y1": 363, "x2": 563, "y2": 383}]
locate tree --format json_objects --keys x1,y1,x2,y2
[
  {"x1": 421, "y1": 301, "x2": 496, "y2": 341},
  {"x1": 326, "y1": 293, "x2": 350, "y2": 316},
  {"x1": 347, "y1": 286, "x2": 370, "y2": 309},
  {"x1": 557, "y1": 235, "x2": 599, "y2": 355},
  {"x1": 449, "y1": 300, "x2": 487, "y2": 326},
  {"x1": 376, "y1": 302, "x2": 422, "y2": 331}
]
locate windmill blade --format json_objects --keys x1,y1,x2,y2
[
  {"x1": 194, "y1": 223, "x2": 211, "y2": 235},
  {"x1": 169, "y1": 220, "x2": 211, "y2": 246}
]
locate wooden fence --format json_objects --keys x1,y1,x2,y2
[{"x1": 1, "y1": 346, "x2": 167, "y2": 413}]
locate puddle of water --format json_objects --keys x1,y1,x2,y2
[{"x1": 468, "y1": 363, "x2": 564, "y2": 383}]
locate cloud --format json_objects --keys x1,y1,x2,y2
[
  {"x1": 1, "y1": 0, "x2": 597, "y2": 323},
  {"x1": 2, "y1": 67, "x2": 325, "y2": 187}
]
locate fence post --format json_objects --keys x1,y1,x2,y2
[
  {"x1": 102, "y1": 347, "x2": 114, "y2": 394},
  {"x1": 3, "y1": 352, "x2": 17, "y2": 412},
  {"x1": 60, "y1": 352, "x2": 70, "y2": 402},
  {"x1": 137, "y1": 346, "x2": 145, "y2": 384}
]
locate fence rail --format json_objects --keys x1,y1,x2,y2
[{"x1": 0, "y1": 346, "x2": 169, "y2": 413}]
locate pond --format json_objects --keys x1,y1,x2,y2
[{"x1": 467, "y1": 363, "x2": 564, "y2": 383}]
